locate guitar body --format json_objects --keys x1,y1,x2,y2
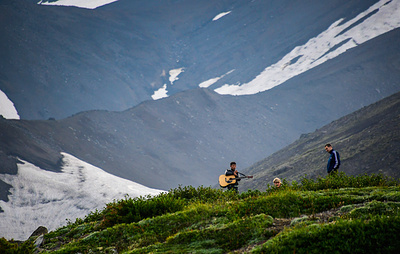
[
  {"x1": 219, "y1": 175, "x2": 237, "y2": 188},
  {"x1": 219, "y1": 174, "x2": 253, "y2": 188}
]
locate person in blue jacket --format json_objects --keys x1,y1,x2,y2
[{"x1": 325, "y1": 143, "x2": 340, "y2": 175}]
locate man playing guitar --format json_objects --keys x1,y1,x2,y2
[{"x1": 225, "y1": 162, "x2": 239, "y2": 192}]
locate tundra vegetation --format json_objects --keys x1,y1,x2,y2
[{"x1": 2, "y1": 172, "x2": 400, "y2": 253}]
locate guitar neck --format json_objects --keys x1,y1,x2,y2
[{"x1": 235, "y1": 176, "x2": 253, "y2": 179}]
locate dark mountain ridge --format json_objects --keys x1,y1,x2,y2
[
  {"x1": 0, "y1": 0, "x2": 380, "y2": 119},
  {"x1": 240, "y1": 90, "x2": 400, "y2": 192}
]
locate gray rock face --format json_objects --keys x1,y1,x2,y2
[{"x1": 29, "y1": 226, "x2": 48, "y2": 239}]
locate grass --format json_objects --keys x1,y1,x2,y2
[{"x1": 2, "y1": 172, "x2": 400, "y2": 253}]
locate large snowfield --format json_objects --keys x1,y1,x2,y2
[{"x1": 0, "y1": 153, "x2": 165, "y2": 240}]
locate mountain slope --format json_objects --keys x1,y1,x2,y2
[
  {"x1": 1, "y1": 0, "x2": 394, "y2": 120},
  {"x1": 1, "y1": 26, "x2": 400, "y2": 193},
  {"x1": 240, "y1": 91, "x2": 400, "y2": 192}
]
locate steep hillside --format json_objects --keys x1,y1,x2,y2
[{"x1": 240, "y1": 91, "x2": 400, "y2": 192}]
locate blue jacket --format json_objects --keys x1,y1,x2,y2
[{"x1": 327, "y1": 149, "x2": 340, "y2": 173}]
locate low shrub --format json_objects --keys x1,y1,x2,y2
[
  {"x1": 166, "y1": 213, "x2": 274, "y2": 252},
  {"x1": 255, "y1": 215, "x2": 400, "y2": 254},
  {"x1": 167, "y1": 185, "x2": 235, "y2": 203},
  {"x1": 101, "y1": 192, "x2": 185, "y2": 227},
  {"x1": 0, "y1": 238, "x2": 35, "y2": 254},
  {"x1": 344, "y1": 200, "x2": 400, "y2": 219},
  {"x1": 298, "y1": 172, "x2": 399, "y2": 191},
  {"x1": 228, "y1": 190, "x2": 357, "y2": 219}
]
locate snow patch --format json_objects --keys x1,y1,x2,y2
[
  {"x1": 152, "y1": 68, "x2": 185, "y2": 100},
  {"x1": 212, "y1": 11, "x2": 232, "y2": 21},
  {"x1": 0, "y1": 152, "x2": 165, "y2": 240},
  {"x1": 169, "y1": 68, "x2": 185, "y2": 85},
  {"x1": 37, "y1": 0, "x2": 118, "y2": 9},
  {"x1": 0, "y1": 90, "x2": 20, "y2": 120},
  {"x1": 198, "y1": 69, "x2": 235, "y2": 88},
  {"x1": 152, "y1": 84, "x2": 168, "y2": 100}
]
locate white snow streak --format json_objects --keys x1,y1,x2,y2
[
  {"x1": 215, "y1": 0, "x2": 400, "y2": 95},
  {"x1": 0, "y1": 152, "x2": 165, "y2": 240},
  {"x1": 37, "y1": 0, "x2": 118, "y2": 9},
  {"x1": 198, "y1": 69, "x2": 235, "y2": 88},
  {"x1": 212, "y1": 11, "x2": 231, "y2": 21}
]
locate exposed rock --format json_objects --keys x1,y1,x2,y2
[
  {"x1": 29, "y1": 226, "x2": 48, "y2": 238},
  {"x1": 34, "y1": 234, "x2": 44, "y2": 248},
  {"x1": 28, "y1": 226, "x2": 48, "y2": 251}
]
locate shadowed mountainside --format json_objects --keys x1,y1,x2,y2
[{"x1": 240, "y1": 91, "x2": 400, "y2": 192}]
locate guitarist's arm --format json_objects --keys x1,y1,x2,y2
[
  {"x1": 225, "y1": 169, "x2": 237, "y2": 177},
  {"x1": 233, "y1": 170, "x2": 241, "y2": 182}
]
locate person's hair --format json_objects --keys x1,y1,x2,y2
[
  {"x1": 230, "y1": 161, "x2": 236, "y2": 166},
  {"x1": 325, "y1": 143, "x2": 332, "y2": 147},
  {"x1": 273, "y1": 178, "x2": 281, "y2": 183}
]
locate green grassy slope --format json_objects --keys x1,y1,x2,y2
[{"x1": 3, "y1": 173, "x2": 400, "y2": 253}]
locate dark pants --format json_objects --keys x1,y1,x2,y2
[
  {"x1": 328, "y1": 168, "x2": 338, "y2": 176},
  {"x1": 227, "y1": 184, "x2": 238, "y2": 193}
]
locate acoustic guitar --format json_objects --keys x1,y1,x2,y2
[{"x1": 219, "y1": 174, "x2": 253, "y2": 188}]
